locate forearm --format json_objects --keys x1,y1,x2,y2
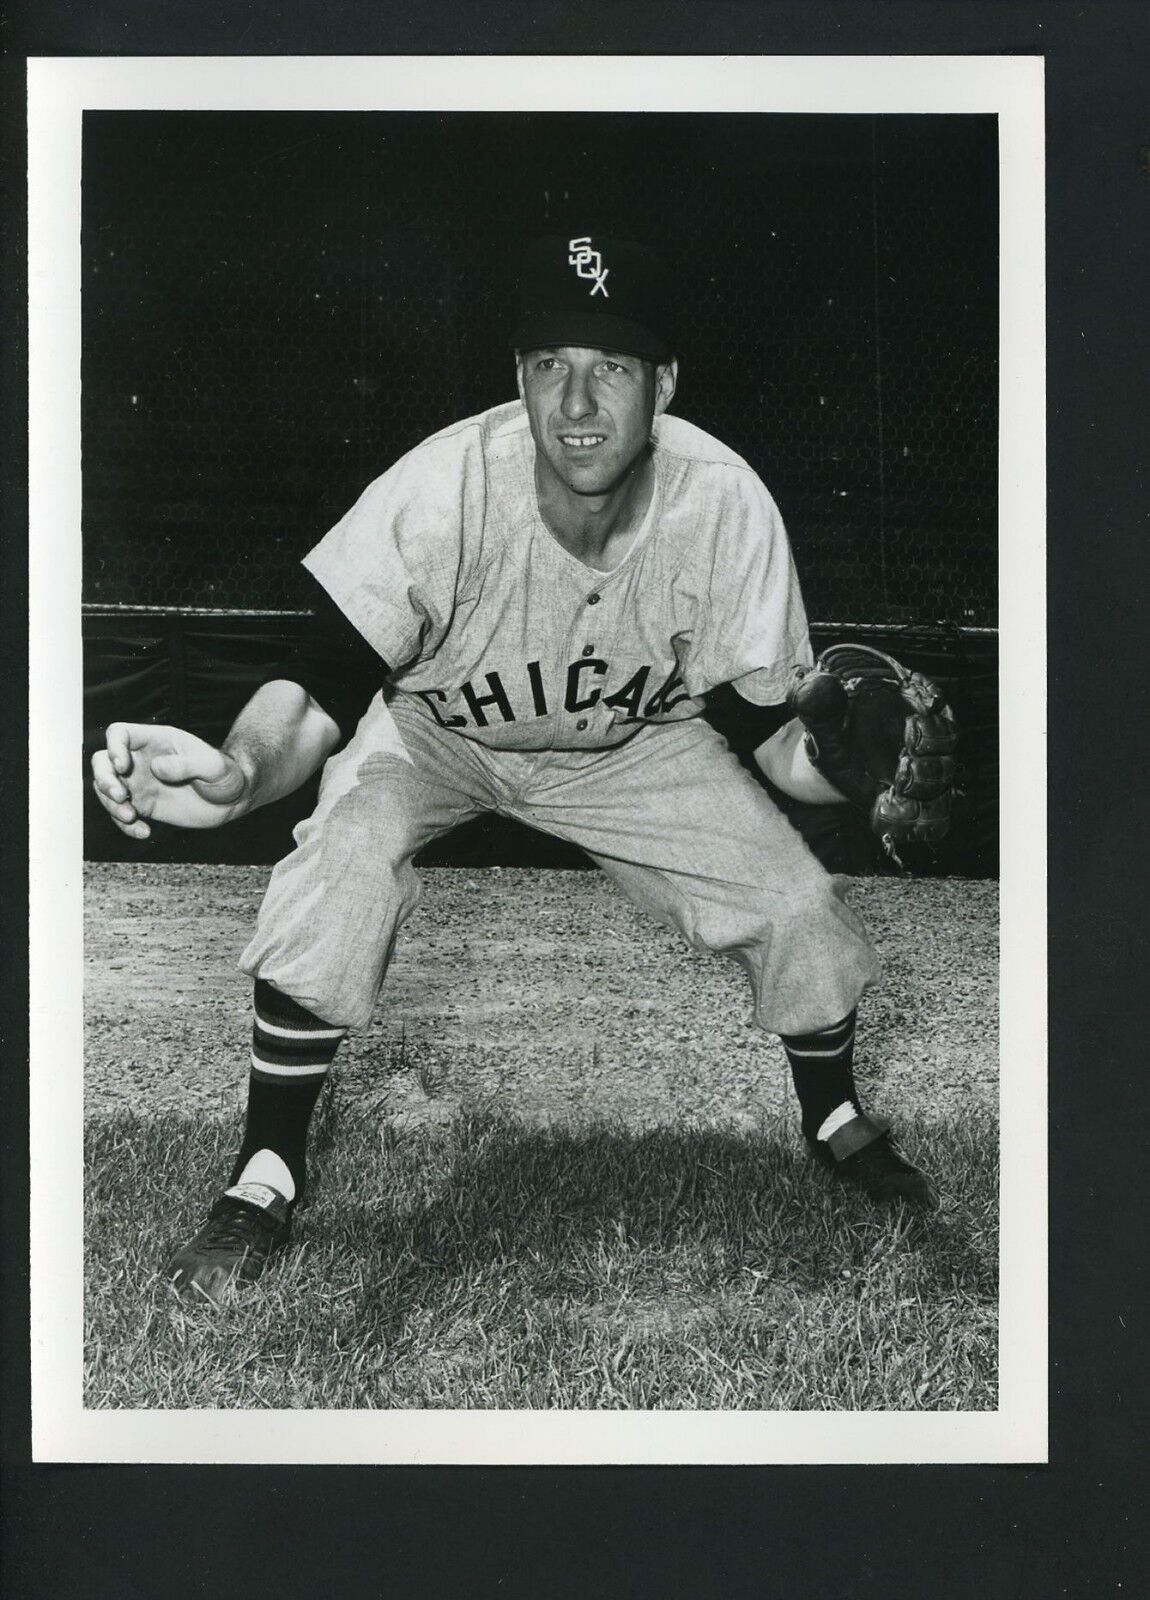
[
  {"x1": 754, "y1": 719, "x2": 847, "y2": 805},
  {"x1": 222, "y1": 679, "x2": 342, "y2": 815}
]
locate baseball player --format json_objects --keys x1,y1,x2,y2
[{"x1": 92, "y1": 233, "x2": 939, "y2": 1305}]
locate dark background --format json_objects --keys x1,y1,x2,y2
[
  {"x1": 7, "y1": 2, "x2": 1149, "y2": 1596},
  {"x1": 82, "y1": 111, "x2": 997, "y2": 626},
  {"x1": 80, "y1": 109, "x2": 999, "y2": 872}
]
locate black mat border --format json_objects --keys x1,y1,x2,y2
[{"x1": 5, "y1": 2, "x2": 1148, "y2": 1595}]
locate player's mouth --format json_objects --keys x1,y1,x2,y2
[{"x1": 557, "y1": 433, "x2": 607, "y2": 449}]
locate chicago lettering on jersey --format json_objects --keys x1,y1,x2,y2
[{"x1": 415, "y1": 654, "x2": 694, "y2": 730}]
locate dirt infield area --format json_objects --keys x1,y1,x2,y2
[{"x1": 85, "y1": 864, "x2": 998, "y2": 1128}]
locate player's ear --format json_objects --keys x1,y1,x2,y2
[
  {"x1": 653, "y1": 358, "x2": 678, "y2": 417},
  {"x1": 514, "y1": 353, "x2": 526, "y2": 403}
]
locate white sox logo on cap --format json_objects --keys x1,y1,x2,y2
[{"x1": 567, "y1": 236, "x2": 609, "y2": 298}]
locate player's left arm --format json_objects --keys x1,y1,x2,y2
[
  {"x1": 704, "y1": 684, "x2": 846, "y2": 804},
  {"x1": 752, "y1": 718, "x2": 846, "y2": 803}
]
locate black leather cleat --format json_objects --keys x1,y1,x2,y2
[
  {"x1": 809, "y1": 1112, "x2": 938, "y2": 1209},
  {"x1": 168, "y1": 1182, "x2": 292, "y2": 1303}
]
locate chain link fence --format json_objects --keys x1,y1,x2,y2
[{"x1": 82, "y1": 110, "x2": 997, "y2": 628}]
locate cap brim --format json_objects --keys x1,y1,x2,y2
[{"x1": 511, "y1": 312, "x2": 673, "y2": 364}]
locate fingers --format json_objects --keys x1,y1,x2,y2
[
  {"x1": 90, "y1": 748, "x2": 148, "y2": 833},
  {"x1": 91, "y1": 722, "x2": 243, "y2": 830},
  {"x1": 91, "y1": 748, "x2": 136, "y2": 818},
  {"x1": 113, "y1": 816, "x2": 152, "y2": 841},
  {"x1": 104, "y1": 721, "x2": 136, "y2": 777},
  {"x1": 90, "y1": 747, "x2": 128, "y2": 804}
]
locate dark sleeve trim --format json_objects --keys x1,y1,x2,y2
[
  {"x1": 703, "y1": 682, "x2": 792, "y2": 756},
  {"x1": 272, "y1": 582, "x2": 389, "y2": 742}
]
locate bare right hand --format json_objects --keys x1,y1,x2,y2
[{"x1": 90, "y1": 723, "x2": 251, "y2": 839}]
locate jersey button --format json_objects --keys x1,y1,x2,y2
[
  {"x1": 587, "y1": 592, "x2": 600, "y2": 605},
  {"x1": 582, "y1": 644, "x2": 595, "y2": 657},
  {"x1": 575, "y1": 718, "x2": 589, "y2": 731}
]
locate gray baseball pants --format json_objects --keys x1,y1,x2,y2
[{"x1": 239, "y1": 692, "x2": 879, "y2": 1035}]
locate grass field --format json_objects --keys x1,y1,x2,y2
[
  {"x1": 85, "y1": 1094, "x2": 998, "y2": 1411},
  {"x1": 84, "y1": 863, "x2": 998, "y2": 1412}
]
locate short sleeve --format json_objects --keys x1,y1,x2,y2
[
  {"x1": 279, "y1": 581, "x2": 389, "y2": 742},
  {"x1": 302, "y1": 427, "x2": 483, "y2": 671},
  {"x1": 686, "y1": 473, "x2": 813, "y2": 706}
]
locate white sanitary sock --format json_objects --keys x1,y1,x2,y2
[
  {"x1": 816, "y1": 1101, "x2": 858, "y2": 1143},
  {"x1": 235, "y1": 1147, "x2": 296, "y2": 1202}
]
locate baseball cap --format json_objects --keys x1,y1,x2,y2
[{"x1": 511, "y1": 233, "x2": 675, "y2": 363}]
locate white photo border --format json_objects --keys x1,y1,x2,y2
[{"x1": 28, "y1": 53, "x2": 1046, "y2": 1465}]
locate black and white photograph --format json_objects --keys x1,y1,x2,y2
[{"x1": 29, "y1": 55, "x2": 1046, "y2": 1464}]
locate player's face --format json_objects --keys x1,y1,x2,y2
[{"x1": 516, "y1": 346, "x2": 677, "y2": 500}]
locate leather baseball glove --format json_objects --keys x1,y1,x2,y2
[{"x1": 786, "y1": 643, "x2": 958, "y2": 865}]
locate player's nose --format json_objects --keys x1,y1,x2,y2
[{"x1": 560, "y1": 371, "x2": 596, "y2": 420}]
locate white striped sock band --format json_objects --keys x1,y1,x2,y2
[
  {"x1": 249, "y1": 1049, "x2": 336, "y2": 1081},
  {"x1": 250, "y1": 986, "x2": 346, "y2": 1082},
  {"x1": 779, "y1": 1015, "x2": 856, "y2": 1061},
  {"x1": 255, "y1": 1015, "x2": 346, "y2": 1044}
]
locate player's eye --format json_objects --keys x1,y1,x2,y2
[
  {"x1": 536, "y1": 356, "x2": 563, "y2": 372},
  {"x1": 600, "y1": 360, "x2": 626, "y2": 374}
]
